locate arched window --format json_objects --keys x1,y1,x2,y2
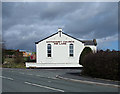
[
  {"x1": 69, "y1": 44, "x2": 74, "y2": 57},
  {"x1": 47, "y1": 44, "x2": 51, "y2": 57}
]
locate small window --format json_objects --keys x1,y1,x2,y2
[
  {"x1": 47, "y1": 44, "x2": 51, "y2": 57},
  {"x1": 69, "y1": 44, "x2": 74, "y2": 57}
]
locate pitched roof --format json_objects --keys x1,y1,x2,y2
[{"x1": 35, "y1": 31, "x2": 96, "y2": 46}]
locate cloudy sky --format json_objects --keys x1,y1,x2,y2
[{"x1": 2, "y1": 2, "x2": 118, "y2": 51}]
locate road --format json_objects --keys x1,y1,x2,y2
[{"x1": 2, "y1": 68, "x2": 118, "y2": 92}]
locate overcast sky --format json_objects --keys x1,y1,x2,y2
[{"x1": 2, "y1": 2, "x2": 118, "y2": 51}]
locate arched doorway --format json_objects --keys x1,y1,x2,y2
[{"x1": 79, "y1": 47, "x2": 92, "y2": 65}]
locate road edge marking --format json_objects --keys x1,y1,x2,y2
[{"x1": 56, "y1": 75, "x2": 120, "y2": 88}]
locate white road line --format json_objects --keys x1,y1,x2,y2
[
  {"x1": 24, "y1": 81, "x2": 64, "y2": 92},
  {"x1": 0, "y1": 76, "x2": 14, "y2": 81}
]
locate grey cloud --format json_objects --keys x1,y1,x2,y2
[
  {"x1": 2, "y1": 2, "x2": 118, "y2": 51},
  {"x1": 64, "y1": 3, "x2": 117, "y2": 39}
]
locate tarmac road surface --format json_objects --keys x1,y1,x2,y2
[{"x1": 2, "y1": 68, "x2": 119, "y2": 92}]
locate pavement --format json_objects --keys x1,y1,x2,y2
[{"x1": 1, "y1": 68, "x2": 119, "y2": 92}]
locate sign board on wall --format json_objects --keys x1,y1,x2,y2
[{"x1": 46, "y1": 41, "x2": 74, "y2": 45}]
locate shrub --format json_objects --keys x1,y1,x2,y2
[
  {"x1": 81, "y1": 50, "x2": 119, "y2": 81},
  {"x1": 79, "y1": 47, "x2": 92, "y2": 65}
]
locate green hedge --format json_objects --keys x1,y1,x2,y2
[{"x1": 81, "y1": 50, "x2": 119, "y2": 81}]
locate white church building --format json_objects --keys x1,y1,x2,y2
[{"x1": 26, "y1": 28, "x2": 97, "y2": 68}]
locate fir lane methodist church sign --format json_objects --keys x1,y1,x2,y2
[{"x1": 46, "y1": 41, "x2": 74, "y2": 45}]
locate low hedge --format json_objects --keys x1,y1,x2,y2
[{"x1": 81, "y1": 50, "x2": 119, "y2": 81}]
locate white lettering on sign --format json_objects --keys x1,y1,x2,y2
[{"x1": 46, "y1": 41, "x2": 74, "y2": 45}]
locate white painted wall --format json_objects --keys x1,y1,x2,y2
[{"x1": 37, "y1": 32, "x2": 85, "y2": 65}]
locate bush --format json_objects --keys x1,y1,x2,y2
[
  {"x1": 79, "y1": 47, "x2": 92, "y2": 65},
  {"x1": 81, "y1": 50, "x2": 119, "y2": 81}
]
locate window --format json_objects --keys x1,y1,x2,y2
[
  {"x1": 47, "y1": 44, "x2": 51, "y2": 57},
  {"x1": 69, "y1": 44, "x2": 74, "y2": 57}
]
